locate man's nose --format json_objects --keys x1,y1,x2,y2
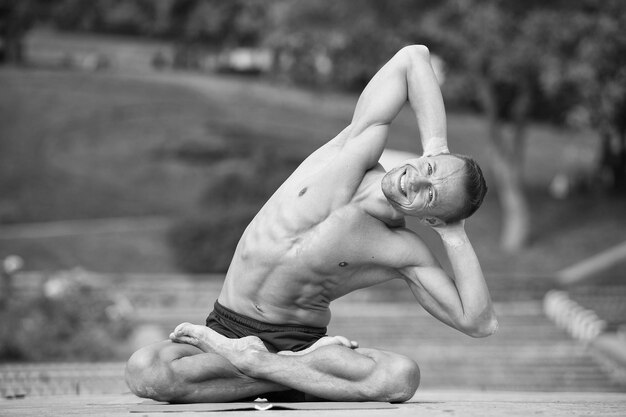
[{"x1": 409, "y1": 177, "x2": 429, "y2": 191}]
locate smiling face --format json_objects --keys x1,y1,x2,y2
[{"x1": 381, "y1": 154, "x2": 467, "y2": 224}]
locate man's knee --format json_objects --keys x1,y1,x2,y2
[
  {"x1": 395, "y1": 357, "x2": 420, "y2": 402},
  {"x1": 379, "y1": 356, "x2": 420, "y2": 403},
  {"x1": 125, "y1": 343, "x2": 177, "y2": 401}
]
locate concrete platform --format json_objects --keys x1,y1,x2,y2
[{"x1": 2, "y1": 391, "x2": 626, "y2": 416}]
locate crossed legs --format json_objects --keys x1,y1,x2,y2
[{"x1": 125, "y1": 322, "x2": 420, "y2": 403}]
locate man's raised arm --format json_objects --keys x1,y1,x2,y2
[{"x1": 346, "y1": 45, "x2": 450, "y2": 165}]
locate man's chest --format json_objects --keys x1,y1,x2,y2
[{"x1": 293, "y1": 206, "x2": 396, "y2": 272}]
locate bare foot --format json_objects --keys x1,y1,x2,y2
[
  {"x1": 278, "y1": 336, "x2": 359, "y2": 356},
  {"x1": 169, "y1": 322, "x2": 268, "y2": 362}
]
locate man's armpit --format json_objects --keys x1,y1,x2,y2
[{"x1": 382, "y1": 228, "x2": 441, "y2": 270}]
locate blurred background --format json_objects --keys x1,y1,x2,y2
[{"x1": 0, "y1": 0, "x2": 625, "y2": 397}]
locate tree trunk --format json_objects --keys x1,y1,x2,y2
[
  {"x1": 597, "y1": 125, "x2": 626, "y2": 191},
  {"x1": 614, "y1": 128, "x2": 626, "y2": 191},
  {"x1": 593, "y1": 86, "x2": 626, "y2": 192},
  {"x1": 602, "y1": 130, "x2": 626, "y2": 191},
  {"x1": 488, "y1": 142, "x2": 530, "y2": 251},
  {"x1": 478, "y1": 77, "x2": 531, "y2": 252}
]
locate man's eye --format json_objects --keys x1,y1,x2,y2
[
  {"x1": 428, "y1": 187, "x2": 434, "y2": 202},
  {"x1": 427, "y1": 163, "x2": 433, "y2": 175}
]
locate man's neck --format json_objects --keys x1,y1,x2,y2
[{"x1": 355, "y1": 167, "x2": 405, "y2": 227}]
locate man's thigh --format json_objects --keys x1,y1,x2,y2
[
  {"x1": 297, "y1": 343, "x2": 419, "y2": 381},
  {"x1": 145, "y1": 339, "x2": 240, "y2": 381},
  {"x1": 127, "y1": 340, "x2": 286, "y2": 402},
  {"x1": 153, "y1": 339, "x2": 211, "y2": 361}
]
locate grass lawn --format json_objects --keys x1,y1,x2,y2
[
  {"x1": 1, "y1": 65, "x2": 625, "y2": 278},
  {"x1": 0, "y1": 68, "x2": 223, "y2": 222}
]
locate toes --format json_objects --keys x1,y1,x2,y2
[
  {"x1": 173, "y1": 322, "x2": 191, "y2": 337},
  {"x1": 172, "y1": 335, "x2": 197, "y2": 345},
  {"x1": 334, "y1": 336, "x2": 351, "y2": 347},
  {"x1": 169, "y1": 329, "x2": 198, "y2": 345},
  {"x1": 174, "y1": 322, "x2": 202, "y2": 339},
  {"x1": 328, "y1": 336, "x2": 359, "y2": 349}
]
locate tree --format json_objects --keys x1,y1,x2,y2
[
  {"x1": 167, "y1": 0, "x2": 272, "y2": 68},
  {"x1": 265, "y1": 0, "x2": 409, "y2": 89},
  {"x1": 0, "y1": 0, "x2": 47, "y2": 64},
  {"x1": 532, "y1": 0, "x2": 626, "y2": 191},
  {"x1": 0, "y1": 0, "x2": 161, "y2": 64},
  {"x1": 52, "y1": 0, "x2": 160, "y2": 36}
]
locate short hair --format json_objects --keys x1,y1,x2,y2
[{"x1": 441, "y1": 154, "x2": 488, "y2": 224}]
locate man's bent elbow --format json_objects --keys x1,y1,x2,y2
[
  {"x1": 399, "y1": 44, "x2": 431, "y2": 64},
  {"x1": 461, "y1": 315, "x2": 499, "y2": 338}
]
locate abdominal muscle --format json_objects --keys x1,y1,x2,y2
[
  {"x1": 216, "y1": 207, "x2": 386, "y2": 328},
  {"x1": 218, "y1": 256, "x2": 343, "y2": 328},
  {"x1": 217, "y1": 231, "x2": 399, "y2": 328}
]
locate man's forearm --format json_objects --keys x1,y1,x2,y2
[
  {"x1": 404, "y1": 46, "x2": 449, "y2": 156},
  {"x1": 438, "y1": 228, "x2": 497, "y2": 335},
  {"x1": 348, "y1": 45, "x2": 449, "y2": 155}
]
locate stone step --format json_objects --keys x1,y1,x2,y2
[
  {"x1": 0, "y1": 362, "x2": 127, "y2": 398},
  {"x1": 567, "y1": 286, "x2": 626, "y2": 327}
]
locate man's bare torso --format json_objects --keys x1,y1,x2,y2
[{"x1": 218, "y1": 132, "x2": 417, "y2": 328}]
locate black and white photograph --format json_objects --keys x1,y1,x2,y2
[{"x1": 1, "y1": 1, "x2": 625, "y2": 415}]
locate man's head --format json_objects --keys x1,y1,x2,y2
[{"x1": 381, "y1": 153, "x2": 487, "y2": 226}]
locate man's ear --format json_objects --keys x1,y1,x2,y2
[{"x1": 419, "y1": 217, "x2": 445, "y2": 227}]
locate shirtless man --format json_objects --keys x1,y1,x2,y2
[{"x1": 125, "y1": 45, "x2": 497, "y2": 403}]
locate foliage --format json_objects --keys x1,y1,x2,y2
[
  {"x1": 529, "y1": 0, "x2": 626, "y2": 190},
  {"x1": 46, "y1": 0, "x2": 275, "y2": 69},
  {"x1": 0, "y1": 270, "x2": 132, "y2": 361},
  {"x1": 264, "y1": 0, "x2": 408, "y2": 90},
  {"x1": 169, "y1": 0, "x2": 269, "y2": 46},
  {"x1": 0, "y1": 0, "x2": 50, "y2": 63},
  {"x1": 51, "y1": 0, "x2": 159, "y2": 36}
]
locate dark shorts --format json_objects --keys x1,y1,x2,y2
[
  {"x1": 205, "y1": 301, "x2": 328, "y2": 402},
  {"x1": 206, "y1": 301, "x2": 327, "y2": 353}
]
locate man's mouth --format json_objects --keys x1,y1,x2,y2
[{"x1": 400, "y1": 172, "x2": 407, "y2": 197}]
